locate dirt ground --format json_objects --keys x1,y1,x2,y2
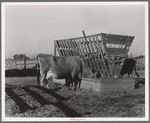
[{"x1": 5, "y1": 75, "x2": 145, "y2": 118}]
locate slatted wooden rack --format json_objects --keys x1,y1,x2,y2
[{"x1": 54, "y1": 31, "x2": 134, "y2": 78}]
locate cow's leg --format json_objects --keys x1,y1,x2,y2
[
  {"x1": 128, "y1": 73, "x2": 132, "y2": 78},
  {"x1": 134, "y1": 66, "x2": 140, "y2": 78},
  {"x1": 119, "y1": 75, "x2": 123, "y2": 78},
  {"x1": 71, "y1": 82, "x2": 73, "y2": 87},
  {"x1": 46, "y1": 81, "x2": 50, "y2": 89},
  {"x1": 65, "y1": 78, "x2": 69, "y2": 87},
  {"x1": 40, "y1": 70, "x2": 46, "y2": 87},
  {"x1": 65, "y1": 78, "x2": 70, "y2": 87},
  {"x1": 78, "y1": 79, "x2": 81, "y2": 88},
  {"x1": 37, "y1": 66, "x2": 40, "y2": 85},
  {"x1": 73, "y1": 79, "x2": 78, "y2": 91},
  {"x1": 65, "y1": 77, "x2": 72, "y2": 87}
]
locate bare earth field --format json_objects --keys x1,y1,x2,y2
[{"x1": 5, "y1": 75, "x2": 145, "y2": 118}]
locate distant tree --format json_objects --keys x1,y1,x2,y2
[
  {"x1": 25, "y1": 56, "x2": 30, "y2": 60},
  {"x1": 13, "y1": 54, "x2": 30, "y2": 60},
  {"x1": 134, "y1": 54, "x2": 145, "y2": 59},
  {"x1": 13, "y1": 54, "x2": 24, "y2": 60}
]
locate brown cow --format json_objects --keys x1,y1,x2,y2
[{"x1": 37, "y1": 53, "x2": 83, "y2": 91}]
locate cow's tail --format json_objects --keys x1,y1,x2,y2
[
  {"x1": 36, "y1": 55, "x2": 40, "y2": 85},
  {"x1": 79, "y1": 59, "x2": 83, "y2": 88},
  {"x1": 134, "y1": 62, "x2": 140, "y2": 78}
]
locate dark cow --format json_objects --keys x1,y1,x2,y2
[
  {"x1": 119, "y1": 58, "x2": 140, "y2": 78},
  {"x1": 37, "y1": 53, "x2": 83, "y2": 91}
]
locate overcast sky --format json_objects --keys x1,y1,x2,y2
[{"x1": 4, "y1": 3, "x2": 146, "y2": 58}]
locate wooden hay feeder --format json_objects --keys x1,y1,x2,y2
[{"x1": 54, "y1": 31, "x2": 134, "y2": 79}]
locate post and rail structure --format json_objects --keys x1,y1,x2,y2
[{"x1": 54, "y1": 31, "x2": 134, "y2": 78}]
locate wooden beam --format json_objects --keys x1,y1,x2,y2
[
  {"x1": 55, "y1": 41, "x2": 63, "y2": 56},
  {"x1": 95, "y1": 35, "x2": 109, "y2": 77},
  {"x1": 72, "y1": 39, "x2": 80, "y2": 56},
  {"x1": 78, "y1": 38, "x2": 89, "y2": 65},
  {"x1": 82, "y1": 31, "x2": 95, "y2": 69},
  {"x1": 92, "y1": 35, "x2": 105, "y2": 75},
  {"x1": 62, "y1": 40, "x2": 69, "y2": 56},
  {"x1": 54, "y1": 42, "x2": 56, "y2": 56},
  {"x1": 70, "y1": 39, "x2": 78, "y2": 56},
  {"x1": 24, "y1": 54, "x2": 26, "y2": 69},
  {"x1": 99, "y1": 34, "x2": 111, "y2": 78},
  {"x1": 59, "y1": 40, "x2": 66, "y2": 56},
  {"x1": 74, "y1": 39, "x2": 82, "y2": 57},
  {"x1": 82, "y1": 31, "x2": 92, "y2": 54},
  {"x1": 81, "y1": 37, "x2": 92, "y2": 67},
  {"x1": 68, "y1": 40, "x2": 76, "y2": 56},
  {"x1": 88, "y1": 36, "x2": 101, "y2": 73},
  {"x1": 65, "y1": 40, "x2": 72, "y2": 56}
]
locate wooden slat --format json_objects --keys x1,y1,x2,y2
[
  {"x1": 59, "y1": 40, "x2": 67, "y2": 56},
  {"x1": 88, "y1": 36, "x2": 99, "y2": 72},
  {"x1": 65, "y1": 40, "x2": 73, "y2": 56},
  {"x1": 100, "y1": 35, "x2": 114, "y2": 77},
  {"x1": 55, "y1": 41, "x2": 63, "y2": 56},
  {"x1": 81, "y1": 37, "x2": 93, "y2": 67},
  {"x1": 69, "y1": 39, "x2": 76, "y2": 56},
  {"x1": 75, "y1": 39, "x2": 87, "y2": 64},
  {"x1": 82, "y1": 31, "x2": 95, "y2": 69},
  {"x1": 68, "y1": 40, "x2": 76, "y2": 56},
  {"x1": 92, "y1": 36, "x2": 105, "y2": 75},
  {"x1": 82, "y1": 31, "x2": 92, "y2": 54},
  {"x1": 54, "y1": 42, "x2": 56, "y2": 56},
  {"x1": 62, "y1": 40, "x2": 69, "y2": 56},
  {"x1": 78, "y1": 38, "x2": 89, "y2": 65},
  {"x1": 95, "y1": 35, "x2": 110, "y2": 78},
  {"x1": 102, "y1": 39, "x2": 133, "y2": 45},
  {"x1": 66, "y1": 40, "x2": 74, "y2": 56},
  {"x1": 74, "y1": 39, "x2": 82, "y2": 57},
  {"x1": 71, "y1": 39, "x2": 79, "y2": 56},
  {"x1": 105, "y1": 48, "x2": 130, "y2": 55},
  {"x1": 62, "y1": 40, "x2": 70, "y2": 56},
  {"x1": 99, "y1": 34, "x2": 111, "y2": 78}
]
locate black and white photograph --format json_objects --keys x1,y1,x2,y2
[{"x1": 2, "y1": 2, "x2": 149, "y2": 121}]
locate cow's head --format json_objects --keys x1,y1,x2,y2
[{"x1": 46, "y1": 70, "x2": 53, "y2": 81}]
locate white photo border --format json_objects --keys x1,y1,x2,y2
[{"x1": 1, "y1": 1, "x2": 149, "y2": 121}]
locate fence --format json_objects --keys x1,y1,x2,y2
[
  {"x1": 136, "y1": 58, "x2": 145, "y2": 70},
  {"x1": 5, "y1": 56, "x2": 37, "y2": 70}
]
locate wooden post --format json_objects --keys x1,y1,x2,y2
[
  {"x1": 37, "y1": 60, "x2": 40, "y2": 85},
  {"x1": 82, "y1": 31, "x2": 93, "y2": 68},
  {"x1": 55, "y1": 41, "x2": 63, "y2": 56},
  {"x1": 54, "y1": 42, "x2": 56, "y2": 56},
  {"x1": 24, "y1": 54, "x2": 26, "y2": 69},
  {"x1": 82, "y1": 31, "x2": 91, "y2": 53}
]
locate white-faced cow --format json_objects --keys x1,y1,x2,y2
[
  {"x1": 119, "y1": 58, "x2": 140, "y2": 78},
  {"x1": 37, "y1": 53, "x2": 83, "y2": 91}
]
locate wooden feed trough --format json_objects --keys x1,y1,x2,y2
[{"x1": 54, "y1": 31, "x2": 134, "y2": 78}]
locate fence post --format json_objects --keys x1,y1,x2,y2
[
  {"x1": 54, "y1": 41, "x2": 56, "y2": 56},
  {"x1": 37, "y1": 61, "x2": 40, "y2": 85},
  {"x1": 15, "y1": 60, "x2": 17, "y2": 69},
  {"x1": 24, "y1": 54, "x2": 26, "y2": 69}
]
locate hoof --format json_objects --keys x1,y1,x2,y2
[{"x1": 40, "y1": 82, "x2": 43, "y2": 85}]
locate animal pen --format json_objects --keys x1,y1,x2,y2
[{"x1": 54, "y1": 31, "x2": 134, "y2": 78}]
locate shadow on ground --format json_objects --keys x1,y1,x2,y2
[{"x1": 5, "y1": 85, "x2": 82, "y2": 117}]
